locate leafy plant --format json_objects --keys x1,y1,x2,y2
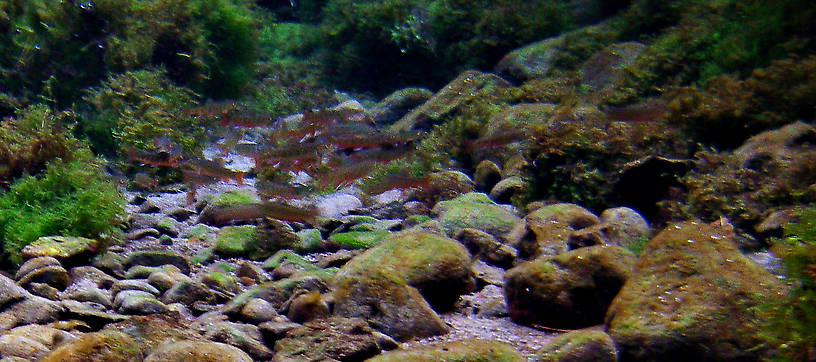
[{"x1": 0, "y1": 150, "x2": 125, "y2": 267}]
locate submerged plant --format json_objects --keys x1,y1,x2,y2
[
  {"x1": 0, "y1": 149, "x2": 125, "y2": 267},
  {"x1": 754, "y1": 206, "x2": 816, "y2": 361}
]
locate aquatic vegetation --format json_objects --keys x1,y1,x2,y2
[
  {"x1": 0, "y1": 104, "x2": 80, "y2": 185},
  {"x1": 319, "y1": 0, "x2": 577, "y2": 93},
  {"x1": 78, "y1": 69, "x2": 204, "y2": 157},
  {"x1": 0, "y1": 0, "x2": 257, "y2": 112},
  {"x1": 666, "y1": 56, "x2": 816, "y2": 150},
  {"x1": 753, "y1": 207, "x2": 816, "y2": 361},
  {"x1": 0, "y1": 150, "x2": 125, "y2": 267}
]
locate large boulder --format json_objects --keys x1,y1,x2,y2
[
  {"x1": 433, "y1": 192, "x2": 520, "y2": 242},
  {"x1": 388, "y1": 70, "x2": 510, "y2": 133},
  {"x1": 605, "y1": 221, "x2": 784, "y2": 360},
  {"x1": 505, "y1": 246, "x2": 635, "y2": 328},
  {"x1": 333, "y1": 231, "x2": 474, "y2": 340}
]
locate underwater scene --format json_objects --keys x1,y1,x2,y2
[{"x1": 0, "y1": 0, "x2": 815, "y2": 360}]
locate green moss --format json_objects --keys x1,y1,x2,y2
[
  {"x1": 0, "y1": 150, "x2": 125, "y2": 268},
  {"x1": 212, "y1": 190, "x2": 260, "y2": 208},
  {"x1": 215, "y1": 225, "x2": 257, "y2": 257},
  {"x1": 328, "y1": 230, "x2": 391, "y2": 249}
]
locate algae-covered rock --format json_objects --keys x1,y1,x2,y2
[
  {"x1": 328, "y1": 230, "x2": 391, "y2": 250},
  {"x1": 474, "y1": 160, "x2": 503, "y2": 192},
  {"x1": 202, "y1": 321, "x2": 272, "y2": 360},
  {"x1": 274, "y1": 317, "x2": 381, "y2": 361},
  {"x1": 505, "y1": 246, "x2": 635, "y2": 328},
  {"x1": 389, "y1": 70, "x2": 511, "y2": 133},
  {"x1": 333, "y1": 231, "x2": 474, "y2": 340},
  {"x1": 39, "y1": 330, "x2": 142, "y2": 362},
  {"x1": 368, "y1": 339, "x2": 524, "y2": 361},
  {"x1": 215, "y1": 225, "x2": 257, "y2": 258},
  {"x1": 433, "y1": 192, "x2": 520, "y2": 242},
  {"x1": 598, "y1": 207, "x2": 650, "y2": 251},
  {"x1": 15, "y1": 256, "x2": 70, "y2": 291},
  {"x1": 224, "y1": 271, "x2": 333, "y2": 313},
  {"x1": 144, "y1": 340, "x2": 252, "y2": 362},
  {"x1": 605, "y1": 221, "x2": 784, "y2": 360},
  {"x1": 124, "y1": 250, "x2": 190, "y2": 275},
  {"x1": 295, "y1": 228, "x2": 324, "y2": 253},
  {"x1": 21, "y1": 236, "x2": 99, "y2": 266},
  {"x1": 108, "y1": 314, "x2": 202, "y2": 357},
  {"x1": 489, "y1": 176, "x2": 528, "y2": 204},
  {"x1": 371, "y1": 87, "x2": 433, "y2": 127},
  {"x1": 535, "y1": 329, "x2": 617, "y2": 362},
  {"x1": 512, "y1": 203, "x2": 600, "y2": 258},
  {"x1": 495, "y1": 34, "x2": 566, "y2": 83}
]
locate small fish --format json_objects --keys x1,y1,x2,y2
[
  {"x1": 208, "y1": 201, "x2": 318, "y2": 225},
  {"x1": 220, "y1": 110, "x2": 272, "y2": 129},
  {"x1": 127, "y1": 149, "x2": 180, "y2": 168},
  {"x1": 131, "y1": 172, "x2": 158, "y2": 190},
  {"x1": 255, "y1": 179, "x2": 310, "y2": 200},
  {"x1": 464, "y1": 130, "x2": 527, "y2": 152},
  {"x1": 601, "y1": 100, "x2": 666, "y2": 122},
  {"x1": 218, "y1": 129, "x2": 244, "y2": 156},
  {"x1": 349, "y1": 144, "x2": 414, "y2": 164},
  {"x1": 314, "y1": 159, "x2": 376, "y2": 189},
  {"x1": 181, "y1": 158, "x2": 245, "y2": 185},
  {"x1": 363, "y1": 173, "x2": 429, "y2": 195}
]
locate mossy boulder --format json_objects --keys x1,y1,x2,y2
[
  {"x1": 433, "y1": 192, "x2": 521, "y2": 242},
  {"x1": 216, "y1": 225, "x2": 258, "y2": 258},
  {"x1": 580, "y1": 42, "x2": 645, "y2": 90},
  {"x1": 388, "y1": 71, "x2": 511, "y2": 133},
  {"x1": 39, "y1": 330, "x2": 142, "y2": 362},
  {"x1": 413, "y1": 170, "x2": 477, "y2": 206},
  {"x1": 605, "y1": 221, "x2": 784, "y2": 360},
  {"x1": 505, "y1": 246, "x2": 635, "y2": 328},
  {"x1": 333, "y1": 231, "x2": 474, "y2": 340},
  {"x1": 20, "y1": 236, "x2": 100, "y2": 267},
  {"x1": 274, "y1": 317, "x2": 381, "y2": 361},
  {"x1": 295, "y1": 228, "x2": 324, "y2": 253},
  {"x1": 368, "y1": 339, "x2": 524, "y2": 361},
  {"x1": 371, "y1": 87, "x2": 433, "y2": 127},
  {"x1": 145, "y1": 340, "x2": 252, "y2": 362},
  {"x1": 512, "y1": 203, "x2": 600, "y2": 258},
  {"x1": 494, "y1": 34, "x2": 567, "y2": 83},
  {"x1": 535, "y1": 329, "x2": 617, "y2": 362},
  {"x1": 216, "y1": 220, "x2": 299, "y2": 260},
  {"x1": 670, "y1": 121, "x2": 816, "y2": 232},
  {"x1": 225, "y1": 270, "x2": 334, "y2": 313},
  {"x1": 328, "y1": 230, "x2": 391, "y2": 250}
]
